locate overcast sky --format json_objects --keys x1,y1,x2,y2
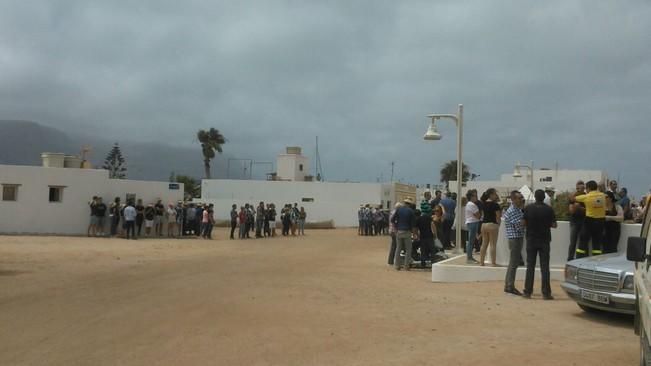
[{"x1": 1, "y1": 1, "x2": 650, "y2": 196}]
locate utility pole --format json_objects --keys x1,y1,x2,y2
[{"x1": 390, "y1": 161, "x2": 395, "y2": 182}]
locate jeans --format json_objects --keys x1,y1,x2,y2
[
  {"x1": 441, "y1": 218, "x2": 453, "y2": 248},
  {"x1": 298, "y1": 219, "x2": 305, "y2": 235},
  {"x1": 125, "y1": 220, "x2": 135, "y2": 239},
  {"x1": 394, "y1": 231, "x2": 413, "y2": 269},
  {"x1": 568, "y1": 221, "x2": 583, "y2": 261},
  {"x1": 603, "y1": 222, "x2": 621, "y2": 254},
  {"x1": 388, "y1": 233, "x2": 397, "y2": 265},
  {"x1": 230, "y1": 221, "x2": 237, "y2": 239},
  {"x1": 110, "y1": 215, "x2": 120, "y2": 236},
  {"x1": 524, "y1": 238, "x2": 551, "y2": 296},
  {"x1": 504, "y1": 237, "x2": 524, "y2": 291},
  {"x1": 466, "y1": 222, "x2": 480, "y2": 260}
]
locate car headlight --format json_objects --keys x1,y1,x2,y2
[
  {"x1": 565, "y1": 265, "x2": 578, "y2": 283},
  {"x1": 623, "y1": 275, "x2": 634, "y2": 291}
]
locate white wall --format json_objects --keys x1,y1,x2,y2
[
  {"x1": 202, "y1": 179, "x2": 382, "y2": 227},
  {"x1": 493, "y1": 221, "x2": 641, "y2": 267},
  {"x1": 0, "y1": 165, "x2": 183, "y2": 235}
]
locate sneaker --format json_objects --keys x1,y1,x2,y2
[
  {"x1": 466, "y1": 258, "x2": 479, "y2": 264},
  {"x1": 543, "y1": 294, "x2": 554, "y2": 300}
]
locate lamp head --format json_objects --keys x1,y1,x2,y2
[
  {"x1": 512, "y1": 164, "x2": 522, "y2": 178},
  {"x1": 424, "y1": 117, "x2": 442, "y2": 141}
]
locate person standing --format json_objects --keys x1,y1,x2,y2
[
  {"x1": 464, "y1": 190, "x2": 481, "y2": 264},
  {"x1": 201, "y1": 205, "x2": 210, "y2": 239},
  {"x1": 298, "y1": 207, "x2": 307, "y2": 235},
  {"x1": 431, "y1": 190, "x2": 442, "y2": 209},
  {"x1": 522, "y1": 189, "x2": 557, "y2": 300},
  {"x1": 567, "y1": 180, "x2": 586, "y2": 261},
  {"x1": 357, "y1": 205, "x2": 364, "y2": 235},
  {"x1": 255, "y1": 202, "x2": 265, "y2": 238},
  {"x1": 123, "y1": 201, "x2": 137, "y2": 240},
  {"x1": 439, "y1": 192, "x2": 456, "y2": 249},
  {"x1": 479, "y1": 188, "x2": 501, "y2": 267},
  {"x1": 238, "y1": 206, "x2": 247, "y2": 239},
  {"x1": 416, "y1": 207, "x2": 436, "y2": 267},
  {"x1": 87, "y1": 196, "x2": 98, "y2": 237},
  {"x1": 154, "y1": 199, "x2": 165, "y2": 237},
  {"x1": 392, "y1": 198, "x2": 417, "y2": 271},
  {"x1": 503, "y1": 191, "x2": 525, "y2": 296},
  {"x1": 95, "y1": 197, "x2": 107, "y2": 237},
  {"x1": 109, "y1": 197, "x2": 121, "y2": 237},
  {"x1": 573, "y1": 180, "x2": 606, "y2": 258},
  {"x1": 269, "y1": 204, "x2": 277, "y2": 237},
  {"x1": 229, "y1": 204, "x2": 238, "y2": 239},
  {"x1": 387, "y1": 202, "x2": 401, "y2": 265},
  {"x1": 135, "y1": 199, "x2": 145, "y2": 237},
  {"x1": 603, "y1": 191, "x2": 624, "y2": 254},
  {"x1": 166, "y1": 203, "x2": 177, "y2": 238},
  {"x1": 144, "y1": 203, "x2": 155, "y2": 236}
]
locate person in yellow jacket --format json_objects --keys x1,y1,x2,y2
[{"x1": 571, "y1": 180, "x2": 606, "y2": 258}]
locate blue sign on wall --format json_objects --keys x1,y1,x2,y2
[{"x1": 169, "y1": 183, "x2": 180, "y2": 190}]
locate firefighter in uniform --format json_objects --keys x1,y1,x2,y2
[{"x1": 572, "y1": 180, "x2": 606, "y2": 258}]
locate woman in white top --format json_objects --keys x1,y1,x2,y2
[
  {"x1": 603, "y1": 191, "x2": 624, "y2": 254},
  {"x1": 166, "y1": 204, "x2": 177, "y2": 238},
  {"x1": 464, "y1": 190, "x2": 481, "y2": 264}
]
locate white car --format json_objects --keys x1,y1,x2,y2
[{"x1": 561, "y1": 253, "x2": 635, "y2": 315}]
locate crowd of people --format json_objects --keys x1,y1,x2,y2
[
  {"x1": 228, "y1": 202, "x2": 307, "y2": 239},
  {"x1": 88, "y1": 197, "x2": 309, "y2": 241},
  {"x1": 87, "y1": 196, "x2": 217, "y2": 239},
  {"x1": 383, "y1": 179, "x2": 649, "y2": 300},
  {"x1": 357, "y1": 205, "x2": 390, "y2": 236}
]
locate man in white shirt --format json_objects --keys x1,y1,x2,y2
[
  {"x1": 464, "y1": 190, "x2": 481, "y2": 264},
  {"x1": 123, "y1": 201, "x2": 137, "y2": 240}
]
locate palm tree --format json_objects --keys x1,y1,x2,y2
[
  {"x1": 197, "y1": 128, "x2": 226, "y2": 179},
  {"x1": 440, "y1": 160, "x2": 471, "y2": 190}
]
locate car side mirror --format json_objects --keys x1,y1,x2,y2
[{"x1": 627, "y1": 236, "x2": 647, "y2": 262}]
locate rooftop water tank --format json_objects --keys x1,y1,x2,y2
[
  {"x1": 41, "y1": 153, "x2": 66, "y2": 168},
  {"x1": 286, "y1": 146, "x2": 302, "y2": 155},
  {"x1": 64, "y1": 155, "x2": 83, "y2": 168}
]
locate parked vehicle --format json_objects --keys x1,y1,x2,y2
[
  {"x1": 626, "y1": 202, "x2": 651, "y2": 365},
  {"x1": 561, "y1": 254, "x2": 635, "y2": 314}
]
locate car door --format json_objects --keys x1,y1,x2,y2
[{"x1": 638, "y1": 204, "x2": 651, "y2": 339}]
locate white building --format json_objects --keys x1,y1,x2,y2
[
  {"x1": 276, "y1": 146, "x2": 310, "y2": 181},
  {"x1": 0, "y1": 162, "x2": 184, "y2": 235},
  {"x1": 448, "y1": 168, "x2": 606, "y2": 198}
]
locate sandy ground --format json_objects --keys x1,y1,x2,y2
[{"x1": 0, "y1": 229, "x2": 638, "y2": 366}]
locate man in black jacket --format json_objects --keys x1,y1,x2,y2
[{"x1": 522, "y1": 189, "x2": 557, "y2": 300}]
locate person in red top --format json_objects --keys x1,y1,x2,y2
[{"x1": 238, "y1": 206, "x2": 247, "y2": 239}]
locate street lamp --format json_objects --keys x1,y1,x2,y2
[
  {"x1": 513, "y1": 161, "x2": 534, "y2": 197},
  {"x1": 424, "y1": 104, "x2": 464, "y2": 255}
]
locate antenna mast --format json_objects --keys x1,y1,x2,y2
[{"x1": 315, "y1": 136, "x2": 324, "y2": 181}]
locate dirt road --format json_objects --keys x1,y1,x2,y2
[{"x1": 0, "y1": 230, "x2": 637, "y2": 365}]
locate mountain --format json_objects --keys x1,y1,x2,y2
[{"x1": 0, "y1": 120, "x2": 235, "y2": 181}]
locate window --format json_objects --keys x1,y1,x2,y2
[
  {"x1": 2, "y1": 184, "x2": 19, "y2": 201},
  {"x1": 49, "y1": 186, "x2": 65, "y2": 202},
  {"x1": 301, "y1": 197, "x2": 314, "y2": 202},
  {"x1": 299, "y1": 164, "x2": 304, "y2": 172}
]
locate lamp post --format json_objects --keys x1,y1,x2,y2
[
  {"x1": 513, "y1": 161, "x2": 534, "y2": 199},
  {"x1": 424, "y1": 104, "x2": 464, "y2": 255}
]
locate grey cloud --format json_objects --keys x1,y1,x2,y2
[{"x1": 1, "y1": 1, "x2": 650, "y2": 195}]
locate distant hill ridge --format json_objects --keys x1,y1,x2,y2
[{"x1": 0, "y1": 120, "x2": 232, "y2": 181}]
